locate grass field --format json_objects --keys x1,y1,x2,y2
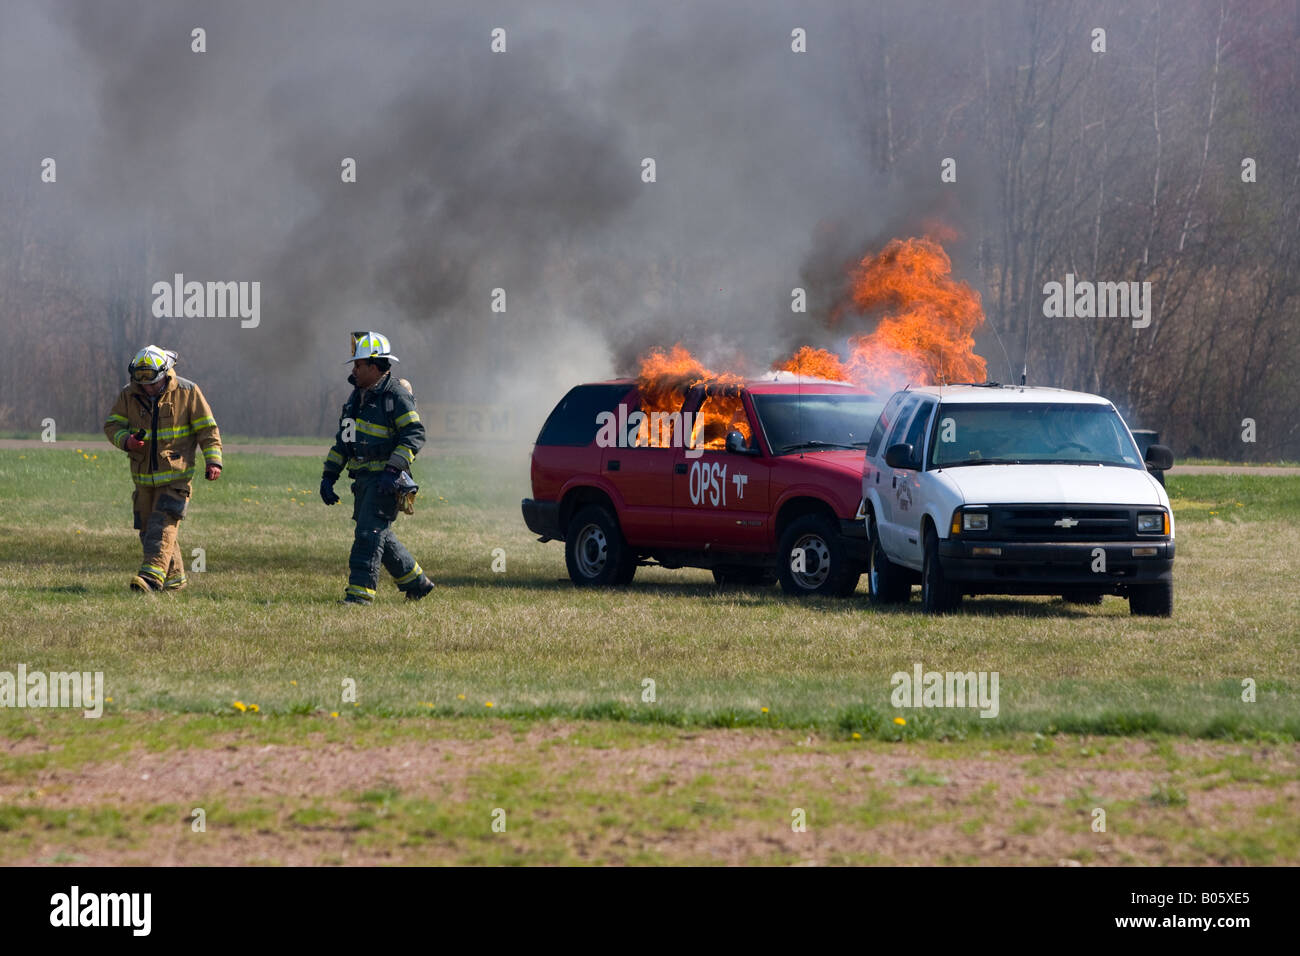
[{"x1": 1, "y1": 444, "x2": 1297, "y2": 864}]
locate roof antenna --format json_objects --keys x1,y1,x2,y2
[{"x1": 1020, "y1": 364, "x2": 1028, "y2": 387}]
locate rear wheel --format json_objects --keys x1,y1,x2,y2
[
  {"x1": 777, "y1": 514, "x2": 860, "y2": 597},
  {"x1": 868, "y1": 515, "x2": 911, "y2": 604},
  {"x1": 564, "y1": 505, "x2": 636, "y2": 587},
  {"x1": 921, "y1": 526, "x2": 962, "y2": 614},
  {"x1": 1129, "y1": 579, "x2": 1173, "y2": 617}
]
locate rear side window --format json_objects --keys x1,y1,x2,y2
[
  {"x1": 535, "y1": 384, "x2": 632, "y2": 446},
  {"x1": 885, "y1": 395, "x2": 921, "y2": 451},
  {"x1": 902, "y1": 400, "x2": 936, "y2": 462},
  {"x1": 865, "y1": 394, "x2": 903, "y2": 458}
]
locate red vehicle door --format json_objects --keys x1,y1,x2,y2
[
  {"x1": 671, "y1": 387, "x2": 771, "y2": 550},
  {"x1": 600, "y1": 387, "x2": 677, "y2": 547}
]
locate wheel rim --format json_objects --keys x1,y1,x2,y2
[
  {"x1": 575, "y1": 523, "x2": 608, "y2": 577},
  {"x1": 790, "y1": 533, "x2": 831, "y2": 590}
]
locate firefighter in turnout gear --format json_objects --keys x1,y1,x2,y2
[
  {"x1": 321, "y1": 332, "x2": 434, "y2": 604},
  {"x1": 104, "y1": 346, "x2": 222, "y2": 592}
]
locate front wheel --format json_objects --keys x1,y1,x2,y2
[
  {"x1": 1129, "y1": 579, "x2": 1172, "y2": 617},
  {"x1": 564, "y1": 505, "x2": 636, "y2": 587},
  {"x1": 921, "y1": 526, "x2": 962, "y2": 614},
  {"x1": 868, "y1": 516, "x2": 911, "y2": 604},
  {"x1": 777, "y1": 514, "x2": 860, "y2": 597}
]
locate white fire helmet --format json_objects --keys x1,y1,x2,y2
[
  {"x1": 129, "y1": 345, "x2": 177, "y2": 385},
  {"x1": 346, "y1": 331, "x2": 400, "y2": 364}
]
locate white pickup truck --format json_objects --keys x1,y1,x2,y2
[{"x1": 861, "y1": 384, "x2": 1175, "y2": 616}]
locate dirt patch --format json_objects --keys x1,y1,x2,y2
[{"x1": 3, "y1": 725, "x2": 1295, "y2": 865}]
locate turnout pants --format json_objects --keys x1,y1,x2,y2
[
  {"x1": 134, "y1": 483, "x2": 190, "y2": 588},
  {"x1": 347, "y1": 474, "x2": 424, "y2": 602}
]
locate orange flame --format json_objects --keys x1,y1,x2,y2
[
  {"x1": 840, "y1": 236, "x2": 986, "y2": 386},
  {"x1": 637, "y1": 234, "x2": 986, "y2": 445},
  {"x1": 775, "y1": 345, "x2": 851, "y2": 382},
  {"x1": 635, "y1": 344, "x2": 749, "y2": 450}
]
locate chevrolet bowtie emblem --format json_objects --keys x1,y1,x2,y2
[{"x1": 1054, "y1": 517, "x2": 1080, "y2": 528}]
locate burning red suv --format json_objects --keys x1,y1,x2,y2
[{"x1": 521, "y1": 373, "x2": 883, "y2": 595}]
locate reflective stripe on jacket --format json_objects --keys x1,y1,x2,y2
[
  {"x1": 323, "y1": 373, "x2": 424, "y2": 479},
  {"x1": 103, "y1": 373, "x2": 222, "y2": 488}
]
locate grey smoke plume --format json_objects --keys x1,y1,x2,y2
[{"x1": 5, "y1": 0, "x2": 973, "y2": 435}]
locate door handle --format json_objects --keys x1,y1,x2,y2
[
  {"x1": 892, "y1": 475, "x2": 897, "y2": 488},
  {"x1": 607, "y1": 460, "x2": 620, "y2": 472},
  {"x1": 674, "y1": 463, "x2": 687, "y2": 474}
]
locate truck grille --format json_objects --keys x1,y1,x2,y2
[{"x1": 991, "y1": 506, "x2": 1134, "y2": 540}]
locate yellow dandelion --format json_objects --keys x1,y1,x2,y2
[
  {"x1": 76, "y1": 448, "x2": 83, "y2": 453},
  {"x1": 485, "y1": 701, "x2": 494, "y2": 708},
  {"x1": 91, "y1": 454, "x2": 98, "y2": 460},
  {"x1": 75, "y1": 530, "x2": 82, "y2": 535},
  {"x1": 851, "y1": 732, "x2": 861, "y2": 740},
  {"x1": 457, "y1": 694, "x2": 465, "y2": 700},
  {"x1": 761, "y1": 707, "x2": 769, "y2": 713},
  {"x1": 290, "y1": 680, "x2": 297, "y2": 686},
  {"x1": 352, "y1": 702, "x2": 359, "y2": 707},
  {"x1": 233, "y1": 701, "x2": 247, "y2": 712},
  {"x1": 249, "y1": 704, "x2": 260, "y2": 713},
  {"x1": 330, "y1": 711, "x2": 339, "y2": 718},
  {"x1": 82, "y1": 453, "x2": 89, "y2": 459},
  {"x1": 18, "y1": 455, "x2": 25, "y2": 459},
  {"x1": 893, "y1": 717, "x2": 906, "y2": 726},
  {"x1": 105, "y1": 697, "x2": 113, "y2": 703}
]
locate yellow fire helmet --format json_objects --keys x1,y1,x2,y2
[
  {"x1": 346, "y1": 331, "x2": 400, "y2": 364},
  {"x1": 128, "y1": 345, "x2": 177, "y2": 385}
]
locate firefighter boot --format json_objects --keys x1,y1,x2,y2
[{"x1": 404, "y1": 575, "x2": 436, "y2": 601}]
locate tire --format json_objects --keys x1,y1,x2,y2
[
  {"x1": 921, "y1": 526, "x2": 962, "y2": 614},
  {"x1": 867, "y1": 515, "x2": 911, "y2": 604},
  {"x1": 712, "y1": 567, "x2": 777, "y2": 588},
  {"x1": 1062, "y1": 589, "x2": 1105, "y2": 605},
  {"x1": 564, "y1": 505, "x2": 636, "y2": 587},
  {"x1": 776, "y1": 514, "x2": 860, "y2": 597},
  {"x1": 1129, "y1": 579, "x2": 1173, "y2": 617}
]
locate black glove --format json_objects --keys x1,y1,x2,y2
[
  {"x1": 378, "y1": 466, "x2": 400, "y2": 496},
  {"x1": 320, "y1": 476, "x2": 340, "y2": 506}
]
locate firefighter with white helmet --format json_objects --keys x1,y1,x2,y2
[
  {"x1": 103, "y1": 345, "x2": 222, "y2": 592},
  {"x1": 320, "y1": 332, "x2": 434, "y2": 604}
]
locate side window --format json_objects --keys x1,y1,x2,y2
[
  {"x1": 691, "y1": 392, "x2": 753, "y2": 451},
  {"x1": 885, "y1": 396, "x2": 921, "y2": 452},
  {"x1": 865, "y1": 394, "x2": 902, "y2": 458},
  {"x1": 536, "y1": 384, "x2": 632, "y2": 446},
  {"x1": 902, "y1": 400, "x2": 936, "y2": 466}
]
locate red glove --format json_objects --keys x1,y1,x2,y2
[
  {"x1": 125, "y1": 435, "x2": 145, "y2": 452},
  {"x1": 205, "y1": 464, "x2": 222, "y2": 481}
]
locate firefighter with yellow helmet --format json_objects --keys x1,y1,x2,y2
[
  {"x1": 321, "y1": 332, "x2": 434, "y2": 604},
  {"x1": 103, "y1": 346, "x2": 222, "y2": 592}
]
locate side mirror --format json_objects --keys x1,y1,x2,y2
[
  {"x1": 725, "y1": 430, "x2": 755, "y2": 455},
  {"x1": 1144, "y1": 443, "x2": 1174, "y2": 471},
  {"x1": 885, "y1": 443, "x2": 916, "y2": 470}
]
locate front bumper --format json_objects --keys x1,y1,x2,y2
[
  {"x1": 838, "y1": 518, "x2": 870, "y2": 564},
  {"x1": 522, "y1": 498, "x2": 561, "y2": 541},
  {"x1": 937, "y1": 538, "x2": 1174, "y2": 594}
]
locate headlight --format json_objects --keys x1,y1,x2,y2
[
  {"x1": 962, "y1": 512, "x2": 989, "y2": 532},
  {"x1": 1137, "y1": 512, "x2": 1166, "y2": 534}
]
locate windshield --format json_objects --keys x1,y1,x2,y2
[
  {"x1": 929, "y1": 402, "x2": 1144, "y2": 469},
  {"x1": 751, "y1": 393, "x2": 884, "y2": 455}
]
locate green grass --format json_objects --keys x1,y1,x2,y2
[{"x1": 0, "y1": 448, "x2": 1297, "y2": 738}]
